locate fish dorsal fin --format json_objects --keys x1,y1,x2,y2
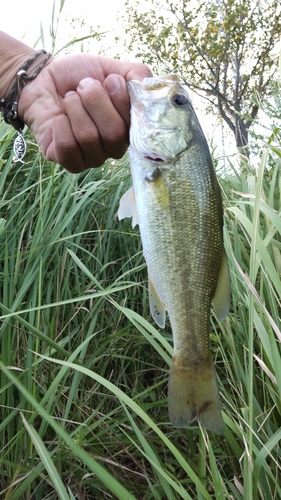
[
  {"x1": 118, "y1": 186, "x2": 139, "y2": 228},
  {"x1": 148, "y1": 272, "x2": 166, "y2": 329},
  {"x1": 212, "y1": 249, "x2": 230, "y2": 321}
]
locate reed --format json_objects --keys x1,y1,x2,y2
[{"x1": 0, "y1": 4, "x2": 280, "y2": 497}]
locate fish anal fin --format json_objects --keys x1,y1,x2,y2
[
  {"x1": 118, "y1": 186, "x2": 138, "y2": 228},
  {"x1": 148, "y1": 273, "x2": 166, "y2": 329},
  {"x1": 212, "y1": 249, "x2": 230, "y2": 321},
  {"x1": 168, "y1": 355, "x2": 223, "y2": 435}
]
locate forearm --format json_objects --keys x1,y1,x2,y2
[{"x1": 0, "y1": 31, "x2": 34, "y2": 99}]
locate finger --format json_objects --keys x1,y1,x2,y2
[
  {"x1": 62, "y1": 90, "x2": 108, "y2": 168},
  {"x1": 51, "y1": 113, "x2": 87, "y2": 173},
  {"x1": 103, "y1": 74, "x2": 131, "y2": 129},
  {"x1": 98, "y1": 57, "x2": 153, "y2": 83},
  {"x1": 77, "y1": 78, "x2": 129, "y2": 158},
  {"x1": 124, "y1": 62, "x2": 153, "y2": 83}
]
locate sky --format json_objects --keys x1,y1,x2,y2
[
  {"x1": 1, "y1": 0, "x2": 234, "y2": 163},
  {"x1": 1, "y1": 0, "x2": 128, "y2": 54}
]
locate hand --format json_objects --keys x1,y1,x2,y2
[{"x1": 18, "y1": 54, "x2": 152, "y2": 172}]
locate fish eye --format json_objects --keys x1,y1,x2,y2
[{"x1": 171, "y1": 93, "x2": 188, "y2": 107}]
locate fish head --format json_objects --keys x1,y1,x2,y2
[{"x1": 128, "y1": 74, "x2": 204, "y2": 164}]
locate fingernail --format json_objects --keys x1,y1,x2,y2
[
  {"x1": 104, "y1": 75, "x2": 121, "y2": 95},
  {"x1": 65, "y1": 90, "x2": 76, "y2": 98},
  {"x1": 78, "y1": 78, "x2": 97, "y2": 90}
]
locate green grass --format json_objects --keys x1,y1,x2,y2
[
  {"x1": 0, "y1": 115, "x2": 280, "y2": 499},
  {"x1": 1, "y1": 2, "x2": 281, "y2": 493}
]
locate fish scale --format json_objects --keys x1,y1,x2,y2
[{"x1": 118, "y1": 75, "x2": 230, "y2": 434}]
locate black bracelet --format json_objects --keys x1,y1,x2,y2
[{"x1": 0, "y1": 49, "x2": 52, "y2": 162}]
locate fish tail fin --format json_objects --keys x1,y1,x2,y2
[{"x1": 168, "y1": 355, "x2": 223, "y2": 434}]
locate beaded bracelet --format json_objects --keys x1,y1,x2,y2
[{"x1": 0, "y1": 49, "x2": 52, "y2": 163}]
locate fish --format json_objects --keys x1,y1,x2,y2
[{"x1": 118, "y1": 74, "x2": 230, "y2": 434}]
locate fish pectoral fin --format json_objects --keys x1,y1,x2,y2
[
  {"x1": 151, "y1": 175, "x2": 171, "y2": 210},
  {"x1": 118, "y1": 186, "x2": 139, "y2": 228},
  {"x1": 148, "y1": 273, "x2": 166, "y2": 329},
  {"x1": 212, "y1": 249, "x2": 230, "y2": 321}
]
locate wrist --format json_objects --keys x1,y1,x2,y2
[
  {"x1": 0, "y1": 32, "x2": 52, "y2": 132},
  {"x1": 0, "y1": 31, "x2": 35, "y2": 100}
]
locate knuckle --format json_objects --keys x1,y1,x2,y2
[
  {"x1": 112, "y1": 148, "x2": 127, "y2": 160},
  {"x1": 106, "y1": 121, "x2": 127, "y2": 143},
  {"x1": 65, "y1": 165, "x2": 84, "y2": 174},
  {"x1": 80, "y1": 83, "x2": 106, "y2": 106},
  {"x1": 57, "y1": 137, "x2": 77, "y2": 155},
  {"x1": 75, "y1": 126, "x2": 98, "y2": 146},
  {"x1": 91, "y1": 157, "x2": 107, "y2": 168}
]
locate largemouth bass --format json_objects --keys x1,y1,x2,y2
[{"x1": 118, "y1": 75, "x2": 230, "y2": 434}]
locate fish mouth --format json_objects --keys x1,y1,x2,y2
[
  {"x1": 128, "y1": 74, "x2": 180, "y2": 92},
  {"x1": 128, "y1": 75, "x2": 188, "y2": 162},
  {"x1": 127, "y1": 77, "x2": 179, "y2": 104}
]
